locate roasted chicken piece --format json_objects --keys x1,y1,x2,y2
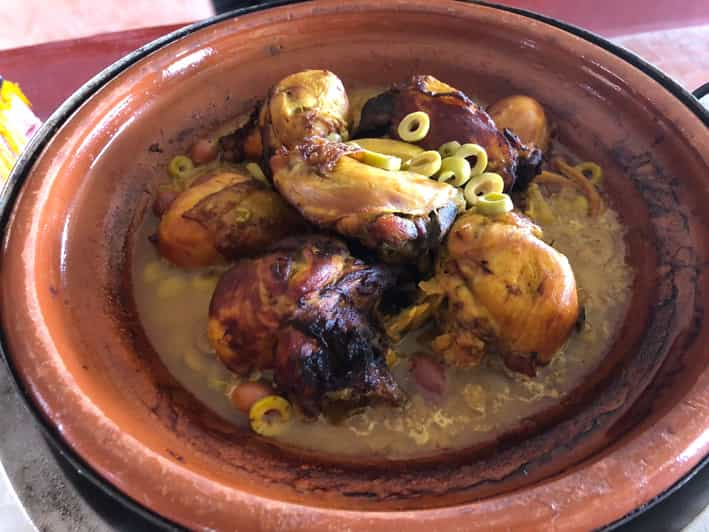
[
  {"x1": 259, "y1": 69, "x2": 350, "y2": 157},
  {"x1": 423, "y1": 210, "x2": 578, "y2": 376},
  {"x1": 204, "y1": 70, "x2": 350, "y2": 168},
  {"x1": 156, "y1": 168, "x2": 304, "y2": 268},
  {"x1": 271, "y1": 137, "x2": 464, "y2": 263},
  {"x1": 488, "y1": 95, "x2": 551, "y2": 152},
  {"x1": 208, "y1": 235, "x2": 404, "y2": 414},
  {"x1": 357, "y1": 75, "x2": 543, "y2": 190}
]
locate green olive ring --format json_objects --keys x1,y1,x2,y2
[
  {"x1": 574, "y1": 161, "x2": 603, "y2": 186},
  {"x1": 475, "y1": 192, "x2": 514, "y2": 216},
  {"x1": 438, "y1": 156, "x2": 471, "y2": 186},
  {"x1": 455, "y1": 143, "x2": 488, "y2": 176},
  {"x1": 249, "y1": 395, "x2": 292, "y2": 437},
  {"x1": 406, "y1": 150, "x2": 442, "y2": 177},
  {"x1": 398, "y1": 111, "x2": 431, "y2": 142},
  {"x1": 349, "y1": 146, "x2": 403, "y2": 171},
  {"x1": 463, "y1": 172, "x2": 505, "y2": 206},
  {"x1": 438, "y1": 140, "x2": 461, "y2": 158},
  {"x1": 168, "y1": 155, "x2": 195, "y2": 179}
]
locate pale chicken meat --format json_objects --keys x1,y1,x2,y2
[
  {"x1": 423, "y1": 210, "x2": 579, "y2": 376},
  {"x1": 259, "y1": 69, "x2": 350, "y2": 156},
  {"x1": 217, "y1": 69, "x2": 351, "y2": 166},
  {"x1": 271, "y1": 137, "x2": 464, "y2": 263}
]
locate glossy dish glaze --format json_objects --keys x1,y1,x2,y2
[{"x1": 1, "y1": 1, "x2": 708, "y2": 530}]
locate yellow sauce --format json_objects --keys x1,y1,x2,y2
[{"x1": 132, "y1": 180, "x2": 631, "y2": 458}]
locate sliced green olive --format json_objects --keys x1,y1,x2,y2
[
  {"x1": 437, "y1": 170, "x2": 454, "y2": 183},
  {"x1": 475, "y1": 192, "x2": 514, "y2": 216},
  {"x1": 347, "y1": 138, "x2": 423, "y2": 161},
  {"x1": 167, "y1": 155, "x2": 194, "y2": 179},
  {"x1": 463, "y1": 172, "x2": 505, "y2": 206},
  {"x1": 245, "y1": 162, "x2": 269, "y2": 185},
  {"x1": 574, "y1": 161, "x2": 603, "y2": 185},
  {"x1": 397, "y1": 111, "x2": 431, "y2": 142},
  {"x1": 438, "y1": 140, "x2": 461, "y2": 158},
  {"x1": 455, "y1": 143, "x2": 488, "y2": 176},
  {"x1": 349, "y1": 147, "x2": 402, "y2": 171},
  {"x1": 249, "y1": 395, "x2": 292, "y2": 437},
  {"x1": 438, "y1": 156, "x2": 471, "y2": 186},
  {"x1": 406, "y1": 150, "x2": 442, "y2": 177}
]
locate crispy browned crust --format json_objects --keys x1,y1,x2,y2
[
  {"x1": 357, "y1": 75, "x2": 543, "y2": 190},
  {"x1": 183, "y1": 178, "x2": 305, "y2": 259},
  {"x1": 208, "y1": 235, "x2": 403, "y2": 414}
]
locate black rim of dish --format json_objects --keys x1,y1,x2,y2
[{"x1": 1, "y1": 1, "x2": 707, "y2": 530}]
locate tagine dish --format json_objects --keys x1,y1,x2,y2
[{"x1": 132, "y1": 70, "x2": 632, "y2": 457}]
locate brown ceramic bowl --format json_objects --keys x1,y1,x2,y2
[{"x1": 2, "y1": 1, "x2": 708, "y2": 529}]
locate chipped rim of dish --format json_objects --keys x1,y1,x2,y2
[{"x1": 0, "y1": 0, "x2": 707, "y2": 529}]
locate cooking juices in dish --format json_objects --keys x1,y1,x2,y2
[{"x1": 132, "y1": 70, "x2": 632, "y2": 457}]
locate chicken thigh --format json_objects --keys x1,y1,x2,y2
[
  {"x1": 208, "y1": 235, "x2": 404, "y2": 414},
  {"x1": 424, "y1": 210, "x2": 579, "y2": 376},
  {"x1": 271, "y1": 137, "x2": 464, "y2": 263},
  {"x1": 357, "y1": 75, "x2": 543, "y2": 190},
  {"x1": 155, "y1": 168, "x2": 304, "y2": 268}
]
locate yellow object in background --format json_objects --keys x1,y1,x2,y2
[{"x1": 0, "y1": 77, "x2": 41, "y2": 181}]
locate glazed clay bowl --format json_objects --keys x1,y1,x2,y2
[{"x1": 2, "y1": 1, "x2": 709, "y2": 529}]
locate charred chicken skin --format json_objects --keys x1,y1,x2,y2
[
  {"x1": 423, "y1": 210, "x2": 578, "y2": 376},
  {"x1": 357, "y1": 75, "x2": 543, "y2": 190},
  {"x1": 156, "y1": 168, "x2": 304, "y2": 268},
  {"x1": 271, "y1": 137, "x2": 464, "y2": 263},
  {"x1": 207, "y1": 235, "x2": 404, "y2": 414}
]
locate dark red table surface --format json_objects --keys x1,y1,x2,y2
[{"x1": 1, "y1": 1, "x2": 709, "y2": 121}]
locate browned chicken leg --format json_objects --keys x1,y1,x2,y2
[
  {"x1": 155, "y1": 167, "x2": 304, "y2": 268},
  {"x1": 271, "y1": 137, "x2": 464, "y2": 263},
  {"x1": 259, "y1": 69, "x2": 350, "y2": 157},
  {"x1": 208, "y1": 235, "x2": 403, "y2": 414},
  {"x1": 357, "y1": 75, "x2": 543, "y2": 190},
  {"x1": 423, "y1": 210, "x2": 579, "y2": 376},
  {"x1": 212, "y1": 69, "x2": 351, "y2": 170}
]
